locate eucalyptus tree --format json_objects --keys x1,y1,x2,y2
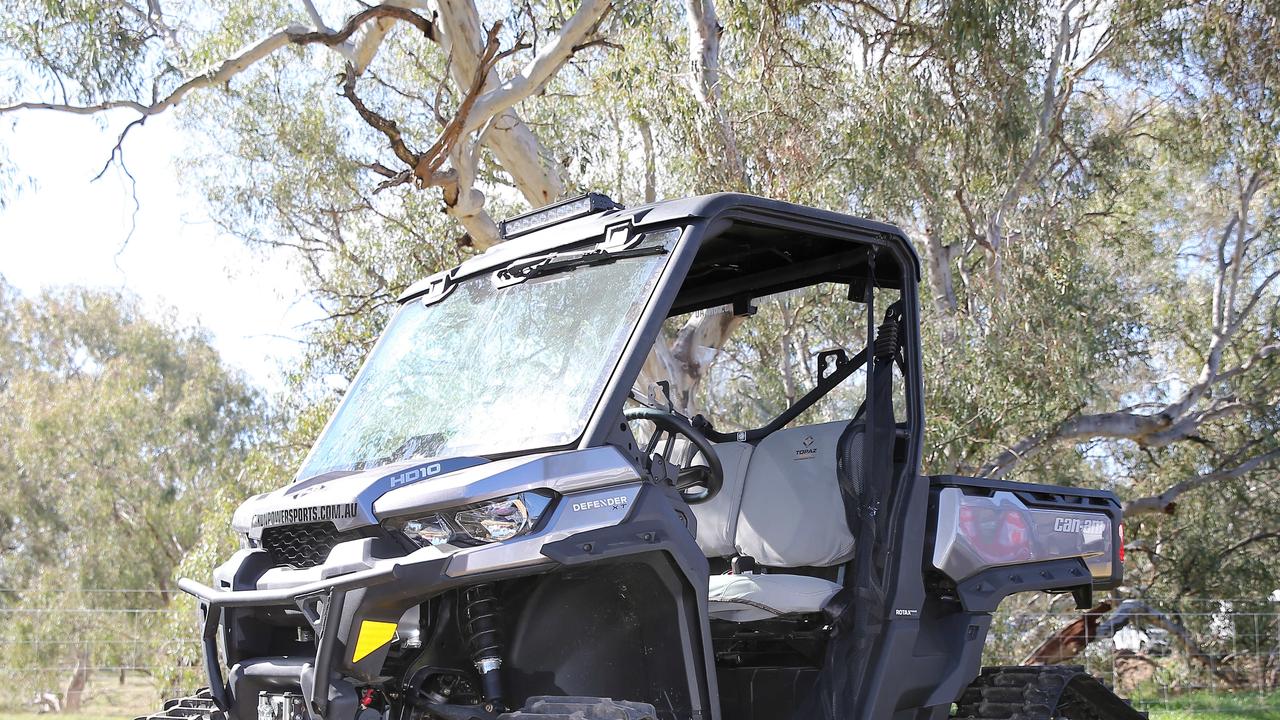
[
  {"x1": 0, "y1": 278, "x2": 262, "y2": 707},
  {"x1": 593, "y1": 0, "x2": 1280, "y2": 598},
  {"x1": 2, "y1": 0, "x2": 613, "y2": 246},
  {"x1": 5, "y1": 0, "x2": 1280, "y2": 602}
]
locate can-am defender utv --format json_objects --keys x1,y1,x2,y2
[{"x1": 165, "y1": 194, "x2": 1142, "y2": 720}]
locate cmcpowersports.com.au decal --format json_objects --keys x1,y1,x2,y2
[{"x1": 251, "y1": 503, "x2": 359, "y2": 528}]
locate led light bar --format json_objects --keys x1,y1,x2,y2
[{"x1": 499, "y1": 192, "x2": 622, "y2": 239}]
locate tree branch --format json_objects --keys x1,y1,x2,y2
[
  {"x1": 1122, "y1": 447, "x2": 1280, "y2": 517},
  {"x1": 434, "y1": 0, "x2": 566, "y2": 207},
  {"x1": 461, "y1": 0, "x2": 612, "y2": 135},
  {"x1": 980, "y1": 172, "x2": 1278, "y2": 478},
  {"x1": 683, "y1": 0, "x2": 747, "y2": 189},
  {"x1": 0, "y1": 4, "x2": 436, "y2": 118}
]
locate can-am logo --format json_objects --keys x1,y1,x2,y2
[
  {"x1": 1053, "y1": 517, "x2": 1107, "y2": 534},
  {"x1": 571, "y1": 496, "x2": 630, "y2": 512},
  {"x1": 794, "y1": 435, "x2": 817, "y2": 460},
  {"x1": 251, "y1": 503, "x2": 358, "y2": 528}
]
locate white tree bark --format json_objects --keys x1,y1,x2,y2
[
  {"x1": 639, "y1": 309, "x2": 744, "y2": 415},
  {"x1": 637, "y1": 115, "x2": 657, "y2": 203},
  {"x1": 2, "y1": 0, "x2": 608, "y2": 251},
  {"x1": 431, "y1": 0, "x2": 610, "y2": 247},
  {"x1": 433, "y1": 0, "x2": 566, "y2": 207},
  {"x1": 463, "y1": 1, "x2": 610, "y2": 134},
  {"x1": 919, "y1": 216, "x2": 958, "y2": 315},
  {"x1": 683, "y1": 0, "x2": 746, "y2": 187}
]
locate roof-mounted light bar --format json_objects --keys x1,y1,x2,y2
[{"x1": 499, "y1": 192, "x2": 622, "y2": 239}]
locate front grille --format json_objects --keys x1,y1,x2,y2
[{"x1": 261, "y1": 522, "x2": 363, "y2": 569}]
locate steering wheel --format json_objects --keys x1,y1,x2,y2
[{"x1": 624, "y1": 406, "x2": 724, "y2": 504}]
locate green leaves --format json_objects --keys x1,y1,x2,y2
[
  {"x1": 2, "y1": 0, "x2": 1279, "y2": 609},
  {"x1": 0, "y1": 278, "x2": 262, "y2": 592}
]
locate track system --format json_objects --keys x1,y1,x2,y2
[
  {"x1": 953, "y1": 666, "x2": 1146, "y2": 720},
  {"x1": 138, "y1": 692, "x2": 654, "y2": 720},
  {"x1": 135, "y1": 688, "x2": 224, "y2": 720}
]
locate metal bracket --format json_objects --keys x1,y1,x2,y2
[
  {"x1": 601, "y1": 221, "x2": 635, "y2": 250},
  {"x1": 648, "y1": 380, "x2": 675, "y2": 412},
  {"x1": 418, "y1": 271, "x2": 456, "y2": 307},
  {"x1": 817, "y1": 348, "x2": 850, "y2": 380}
]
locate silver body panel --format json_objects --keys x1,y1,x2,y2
[
  {"x1": 373, "y1": 446, "x2": 639, "y2": 518},
  {"x1": 932, "y1": 488, "x2": 1114, "y2": 582},
  {"x1": 218, "y1": 483, "x2": 642, "y2": 593}
]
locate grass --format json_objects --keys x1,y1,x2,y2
[
  {"x1": 0, "y1": 671, "x2": 161, "y2": 720},
  {"x1": 1139, "y1": 690, "x2": 1280, "y2": 719}
]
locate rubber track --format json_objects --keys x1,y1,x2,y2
[
  {"x1": 952, "y1": 666, "x2": 1146, "y2": 720},
  {"x1": 135, "y1": 688, "x2": 224, "y2": 720}
]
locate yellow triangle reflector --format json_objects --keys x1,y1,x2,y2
[{"x1": 352, "y1": 620, "x2": 397, "y2": 663}]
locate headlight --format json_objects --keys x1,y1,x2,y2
[
  {"x1": 391, "y1": 491, "x2": 553, "y2": 548},
  {"x1": 402, "y1": 514, "x2": 454, "y2": 546}
]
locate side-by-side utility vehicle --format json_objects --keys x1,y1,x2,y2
[{"x1": 157, "y1": 194, "x2": 1143, "y2": 720}]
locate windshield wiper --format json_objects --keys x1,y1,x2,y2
[{"x1": 497, "y1": 244, "x2": 668, "y2": 285}]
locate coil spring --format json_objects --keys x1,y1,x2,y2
[
  {"x1": 874, "y1": 310, "x2": 900, "y2": 363},
  {"x1": 461, "y1": 584, "x2": 503, "y2": 661}
]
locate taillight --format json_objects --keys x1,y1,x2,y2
[
  {"x1": 1118, "y1": 523, "x2": 1125, "y2": 563},
  {"x1": 956, "y1": 504, "x2": 1033, "y2": 564}
]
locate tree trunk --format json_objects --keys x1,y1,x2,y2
[
  {"x1": 920, "y1": 222, "x2": 958, "y2": 316},
  {"x1": 638, "y1": 115, "x2": 657, "y2": 203},
  {"x1": 434, "y1": 0, "x2": 564, "y2": 206},
  {"x1": 683, "y1": 0, "x2": 746, "y2": 188},
  {"x1": 62, "y1": 650, "x2": 90, "y2": 713},
  {"x1": 639, "y1": 309, "x2": 744, "y2": 416}
]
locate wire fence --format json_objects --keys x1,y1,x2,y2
[
  {"x1": 0, "y1": 592, "x2": 1277, "y2": 716},
  {"x1": 986, "y1": 597, "x2": 1280, "y2": 715},
  {"x1": 0, "y1": 590, "x2": 203, "y2": 715}
]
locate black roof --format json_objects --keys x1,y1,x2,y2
[
  {"x1": 648, "y1": 194, "x2": 920, "y2": 316},
  {"x1": 400, "y1": 193, "x2": 919, "y2": 307}
]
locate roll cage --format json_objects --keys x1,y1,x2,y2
[
  {"x1": 404, "y1": 193, "x2": 929, "y2": 715},
  {"x1": 400, "y1": 192, "x2": 924, "y2": 456}
]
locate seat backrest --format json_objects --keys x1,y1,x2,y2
[
  {"x1": 692, "y1": 422, "x2": 856, "y2": 567},
  {"x1": 692, "y1": 441, "x2": 754, "y2": 558}
]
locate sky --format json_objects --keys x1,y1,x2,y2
[{"x1": 0, "y1": 110, "x2": 324, "y2": 391}]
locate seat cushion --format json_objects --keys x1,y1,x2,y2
[{"x1": 707, "y1": 573, "x2": 842, "y2": 622}]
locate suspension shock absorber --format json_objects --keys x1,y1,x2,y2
[{"x1": 461, "y1": 584, "x2": 505, "y2": 707}]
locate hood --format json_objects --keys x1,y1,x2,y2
[
  {"x1": 231, "y1": 446, "x2": 639, "y2": 540},
  {"x1": 232, "y1": 455, "x2": 491, "y2": 539}
]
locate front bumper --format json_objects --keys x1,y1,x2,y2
[
  {"x1": 181, "y1": 553, "x2": 450, "y2": 720},
  {"x1": 180, "y1": 482, "x2": 647, "y2": 720}
]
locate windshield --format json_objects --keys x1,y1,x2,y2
[{"x1": 296, "y1": 228, "x2": 679, "y2": 480}]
